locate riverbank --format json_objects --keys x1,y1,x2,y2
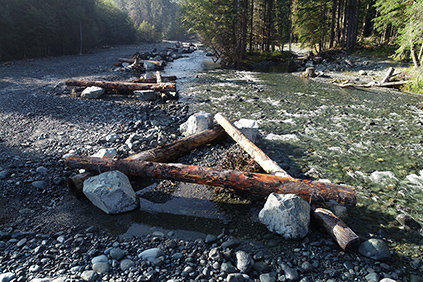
[{"x1": 1, "y1": 43, "x2": 422, "y2": 282}]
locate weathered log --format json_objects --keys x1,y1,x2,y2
[
  {"x1": 65, "y1": 157, "x2": 357, "y2": 206},
  {"x1": 380, "y1": 67, "x2": 394, "y2": 84},
  {"x1": 313, "y1": 208, "x2": 360, "y2": 252},
  {"x1": 65, "y1": 79, "x2": 176, "y2": 92},
  {"x1": 156, "y1": 71, "x2": 162, "y2": 83},
  {"x1": 68, "y1": 126, "x2": 227, "y2": 197},
  {"x1": 215, "y1": 113, "x2": 292, "y2": 178},
  {"x1": 131, "y1": 76, "x2": 177, "y2": 83}
]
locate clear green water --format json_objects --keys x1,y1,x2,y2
[{"x1": 175, "y1": 57, "x2": 423, "y2": 253}]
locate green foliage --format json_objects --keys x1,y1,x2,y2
[
  {"x1": 0, "y1": 0, "x2": 136, "y2": 61},
  {"x1": 137, "y1": 20, "x2": 160, "y2": 42}
]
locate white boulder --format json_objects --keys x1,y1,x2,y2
[
  {"x1": 234, "y1": 119, "x2": 259, "y2": 142},
  {"x1": 81, "y1": 86, "x2": 104, "y2": 99},
  {"x1": 259, "y1": 193, "x2": 310, "y2": 240},
  {"x1": 180, "y1": 112, "x2": 213, "y2": 137},
  {"x1": 83, "y1": 171, "x2": 139, "y2": 214}
]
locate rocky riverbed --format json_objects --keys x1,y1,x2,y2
[{"x1": 1, "y1": 43, "x2": 422, "y2": 282}]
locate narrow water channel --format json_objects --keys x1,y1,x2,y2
[{"x1": 164, "y1": 50, "x2": 423, "y2": 255}]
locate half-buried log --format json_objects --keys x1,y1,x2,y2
[
  {"x1": 65, "y1": 79, "x2": 176, "y2": 92},
  {"x1": 313, "y1": 208, "x2": 360, "y2": 252},
  {"x1": 68, "y1": 126, "x2": 227, "y2": 197},
  {"x1": 65, "y1": 157, "x2": 357, "y2": 206},
  {"x1": 131, "y1": 76, "x2": 177, "y2": 83},
  {"x1": 215, "y1": 113, "x2": 292, "y2": 178}
]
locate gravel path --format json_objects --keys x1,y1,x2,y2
[{"x1": 0, "y1": 44, "x2": 422, "y2": 282}]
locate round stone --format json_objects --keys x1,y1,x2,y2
[
  {"x1": 120, "y1": 259, "x2": 135, "y2": 271},
  {"x1": 80, "y1": 270, "x2": 98, "y2": 282},
  {"x1": 110, "y1": 248, "x2": 124, "y2": 260},
  {"x1": 93, "y1": 262, "x2": 110, "y2": 274}
]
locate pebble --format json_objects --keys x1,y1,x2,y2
[
  {"x1": 120, "y1": 259, "x2": 135, "y2": 271},
  {"x1": 109, "y1": 247, "x2": 125, "y2": 260},
  {"x1": 31, "y1": 180, "x2": 47, "y2": 189},
  {"x1": 80, "y1": 270, "x2": 98, "y2": 282}
]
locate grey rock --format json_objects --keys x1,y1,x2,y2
[
  {"x1": 205, "y1": 234, "x2": 218, "y2": 244},
  {"x1": 411, "y1": 275, "x2": 423, "y2": 282},
  {"x1": 0, "y1": 272, "x2": 15, "y2": 282},
  {"x1": 379, "y1": 279, "x2": 397, "y2": 282},
  {"x1": 209, "y1": 247, "x2": 223, "y2": 261},
  {"x1": 180, "y1": 112, "x2": 213, "y2": 137},
  {"x1": 32, "y1": 181, "x2": 47, "y2": 189},
  {"x1": 227, "y1": 273, "x2": 245, "y2": 282},
  {"x1": 80, "y1": 270, "x2": 98, "y2": 281},
  {"x1": 365, "y1": 272, "x2": 379, "y2": 282},
  {"x1": 358, "y1": 239, "x2": 391, "y2": 261},
  {"x1": 253, "y1": 261, "x2": 270, "y2": 273},
  {"x1": 91, "y1": 254, "x2": 108, "y2": 264},
  {"x1": 138, "y1": 247, "x2": 165, "y2": 262},
  {"x1": 110, "y1": 247, "x2": 125, "y2": 260},
  {"x1": 134, "y1": 90, "x2": 159, "y2": 101},
  {"x1": 16, "y1": 237, "x2": 27, "y2": 247},
  {"x1": 93, "y1": 262, "x2": 110, "y2": 274},
  {"x1": 83, "y1": 170, "x2": 139, "y2": 214},
  {"x1": 91, "y1": 148, "x2": 118, "y2": 159},
  {"x1": 235, "y1": 250, "x2": 253, "y2": 273},
  {"x1": 28, "y1": 265, "x2": 41, "y2": 272},
  {"x1": 120, "y1": 259, "x2": 135, "y2": 271},
  {"x1": 105, "y1": 134, "x2": 120, "y2": 143},
  {"x1": 396, "y1": 214, "x2": 421, "y2": 231},
  {"x1": 221, "y1": 238, "x2": 241, "y2": 249},
  {"x1": 36, "y1": 166, "x2": 48, "y2": 174},
  {"x1": 144, "y1": 61, "x2": 156, "y2": 71},
  {"x1": 281, "y1": 263, "x2": 299, "y2": 282},
  {"x1": 221, "y1": 262, "x2": 238, "y2": 273},
  {"x1": 81, "y1": 86, "x2": 104, "y2": 99},
  {"x1": 234, "y1": 119, "x2": 259, "y2": 142},
  {"x1": 301, "y1": 261, "x2": 313, "y2": 273},
  {"x1": 259, "y1": 193, "x2": 310, "y2": 240},
  {"x1": 260, "y1": 273, "x2": 276, "y2": 282},
  {"x1": 0, "y1": 170, "x2": 8, "y2": 180}
]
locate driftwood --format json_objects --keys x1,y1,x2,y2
[
  {"x1": 65, "y1": 157, "x2": 357, "y2": 206},
  {"x1": 131, "y1": 76, "x2": 177, "y2": 83},
  {"x1": 65, "y1": 79, "x2": 176, "y2": 92},
  {"x1": 313, "y1": 208, "x2": 360, "y2": 252},
  {"x1": 68, "y1": 126, "x2": 227, "y2": 197},
  {"x1": 215, "y1": 113, "x2": 292, "y2": 178},
  {"x1": 380, "y1": 67, "x2": 394, "y2": 84},
  {"x1": 336, "y1": 67, "x2": 410, "y2": 89},
  {"x1": 215, "y1": 113, "x2": 360, "y2": 251}
]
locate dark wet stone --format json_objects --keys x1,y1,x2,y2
[
  {"x1": 358, "y1": 239, "x2": 391, "y2": 261},
  {"x1": 396, "y1": 214, "x2": 421, "y2": 231}
]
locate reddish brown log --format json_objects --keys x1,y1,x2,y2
[
  {"x1": 68, "y1": 126, "x2": 226, "y2": 197},
  {"x1": 65, "y1": 79, "x2": 176, "y2": 92},
  {"x1": 313, "y1": 208, "x2": 360, "y2": 252},
  {"x1": 65, "y1": 157, "x2": 357, "y2": 206}
]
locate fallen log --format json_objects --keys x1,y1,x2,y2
[
  {"x1": 68, "y1": 126, "x2": 227, "y2": 197},
  {"x1": 215, "y1": 113, "x2": 292, "y2": 178},
  {"x1": 131, "y1": 75, "x2": 177, "y2": 83},
  {"x1": 65, "y1": 157, "x2": 357, "y2": 207},
  {"x1": 380, "y1": 67, "x2": 394, "y2": 84},
  {"x1": 65, "y1": 79, "x2": 176, "y2": 92},
  {"x1": 313, "y1": 208, "x2": 360, "y2": 252}
]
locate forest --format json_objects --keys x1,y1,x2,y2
[
  {"x1": 0, "y1": 0, "x2": 186, "y2": 61},
  {"x1": 1, "y1": 0, "x2": 422, "y2": 68},
  {"x1": 180, "y1": 0, "x2": 423, "y2": 68}
]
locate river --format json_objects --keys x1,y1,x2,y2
[{"x1": 158, "y1": 49, "x2": 423, "y2": 256}]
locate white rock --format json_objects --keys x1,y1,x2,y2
[
  {"x1": 81, "y1": 86, "x2": 104, "y2": 99},
  {"x1": 258, "y1": 193, "x2": 310, "y2": 240},
  {"x1": 138, "y1": 248, "x2": 165, "y2": 262},
  {"x1": 83, "y1": 171, "x2": 139, "y2": 214},
  {"x1": 0, "y1": 272, "x2": 16, "y2": 282},
  {"x1": 91, "y1": 148, "x2": 118, "y2": 159},
  {"x1": 134, "y1": 90, "x2": 159, "y2": 101},
  {"x1": 180, "y1": 112, "x2": 213, "y2": 137},
  {"x1": 234, "y1": 119, "x2": 259, "y2": 142}
]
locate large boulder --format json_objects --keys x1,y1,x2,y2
[
  {"x1": 258, "y1": 193, "x2": 310, "y2": 240},
  {"x1": 83, "y1": 171, "x2": 139, "y2": 214},
  {"x1": 358, "y1": 238, "x2": 391, "y2": 261},
  {"x1": 81, "y1": 86, "x2": 104, "y2": 99},
  {"x1": 233, "y1": 119, "x2": 259, "y2": 142},
  {"x1": 180, "y1": 112, "x2": 213, "y2": 137}
]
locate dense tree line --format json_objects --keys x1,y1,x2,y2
[
  {"x1": 0, "y1": 0, "x2": 136, "y2": 61},
  {"x1": 111, "y1": 0, "x2": 189, "y2": 42},
  {"x1": 181, "y1": 0, "x2": 423, "y2": 67}
]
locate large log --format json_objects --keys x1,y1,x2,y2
[
  {"x1": 131, "y1": 76, "x2": 177, "y2": 83},
  {"x1": 215, "y1": 113, "x2": 292, "y2": 178},
  {"x1": 68, "y1": 126, "x2": 227, "y2": 197},
  {"x1": 380, "y1": 67, "x2": 394, "y2": 84},
  {"x1": 65, "y1": 157, "x2": 357, "y2": 206},
  {"x1": 313, "y1": 208, "x2": 360, "y2": 252},
  {"x1": 65, "y1": 79, "x2": 176, "y2": 92}
]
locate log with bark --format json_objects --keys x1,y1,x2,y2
[
  {"x1": 65, "y1": 79, "x2": 176, "y2": 92},
  {"x1": 313, "y1": 207, "x2": 360, "y2": 252},
  {"x1": 131, "y1": 76, "x2": 177, "y2": 83},
  {"x1": 68, "y1": 125, "x2": 227, "y2": 197},
  {"x1": 65, "y1": 157, "x2": 357, "y2": 207}
]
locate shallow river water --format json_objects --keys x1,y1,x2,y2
[{"x1": 156, "y1": 50, "x2": 423, "y2": 254}]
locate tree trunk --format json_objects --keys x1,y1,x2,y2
[
  {"x1": 411, "y1": 43, "x2": 420, "y2": 68},
  {"x1": 65, "y1": 157, "x2": 357, "y2": 207},
  {"x1": 68, "y1": 125, "x2": 227, "y2": 197},
  {"x1": 65, "y1": 80, "x2": 176, "y2": 92},
  {"x1": 215, "y1": 113, "x2": 292, "y2": 178},
  {"x1": 329, "y1": 0, "x2": 338, "y2": 48},
  {"x1": 313, "y1": 208, "x2": 360, "y2": 252}
]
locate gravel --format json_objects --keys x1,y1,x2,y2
[{"x1": 1, "y1": 44, "x2": 422, "y2": 281}]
